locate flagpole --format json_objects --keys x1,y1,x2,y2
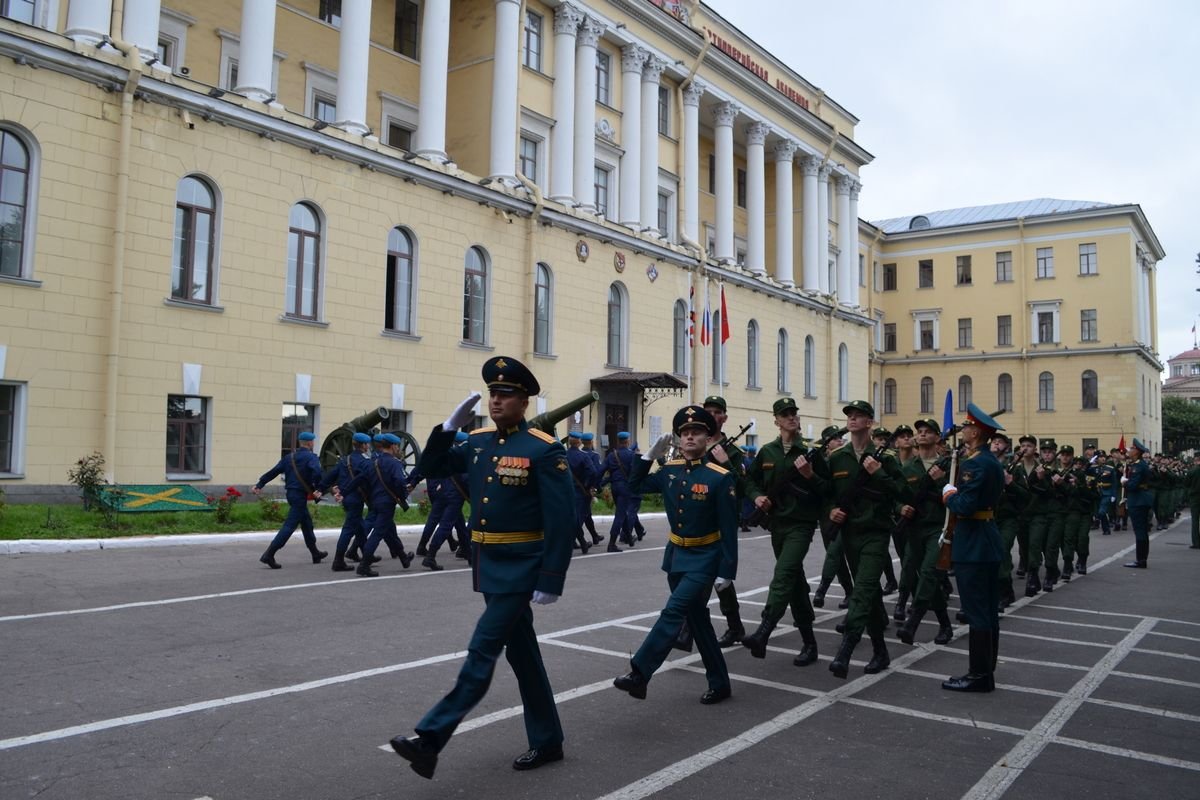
[{"x1": 703, "y1": 274, "x2": 710, "y2": 393}]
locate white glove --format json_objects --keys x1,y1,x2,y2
[
  {"x1": 714, "y1": 577, "x2": 732, "y2": 592},
  {"x1": 1120, "y1": 476, "x2": 1128, "y2": 485},
  {"x1": 443, "y1": 391, "x2": 482, "y2": 432},
  {"x1": 531, "y1": 591, "x2": 559, "y2": 605},
  {"x1": 942, "y1": 484, "x2": 957, "y2": 497},
  {"x1": 643, "y1": 433, "x2": 673, "y2": 462}
]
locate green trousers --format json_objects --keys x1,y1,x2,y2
[
  {"x1": 1063, "y1": 512, "x2": 1090, "y2": 566},
  {"x1": 997, "y1": 515, "x2": 1020, "y2": 583},
  {"x1": 842, "y1": 529, "x2": 890, "y2": 638},
  {"x1": 819, "y1": 519, "x2": 854, "y2": 592},
  {"x1": 1028, "y1": 513, "x2": 1065, "y2": 580},
  {"x1": 1190, "y1": 501, "x2": 1199, "y2": 547},
  {"x1": 901, "y1": 526, "x2": 948, "y2": 612},
  {"x1": 761, "y1": 522, "x2": 816, "y2": 627}
]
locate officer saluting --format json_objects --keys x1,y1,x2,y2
[
  {"x1": 253, "y1": 431, "x2": 326, "y2": 569},
  {"x1": 390, "y1": 356, "x2": 574, "y2": 779}
]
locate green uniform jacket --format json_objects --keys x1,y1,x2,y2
[
  {"x1": 745, "y1": 436, "x2": 821, "y2": 524},
  {"x1": 1186, "y1": 464, "x2": 1200, "y2": 504},
  {"x1": 898, "y1": 454, "x2": 949, "y2": 534},
  {"x1": 819, "y1": 442, "x2": 910, "y2": 533}
]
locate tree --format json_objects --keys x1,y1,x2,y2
[{"x1": 1162, "y1": 396, "x2": 1200, "y2": 454}]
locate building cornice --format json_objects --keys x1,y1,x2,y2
[{"x1": 876, "y1": 344, "x2": 1163, "y2": 371}]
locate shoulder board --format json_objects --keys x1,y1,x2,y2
[
  {"x1": 528, "y1": 429, "x2": 556, "y2": 444},
  {"x1": 470, "y1": 427, "x2": 496, "y2": 436},
  {"x1": 706, "y1": 462, "x2": 730, "y2": 475},
  {"x1": 666, "y1": 458, "x2": 686, "y2": 465}
]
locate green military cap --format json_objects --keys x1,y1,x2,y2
[
  {"x1": 914, "y1": 417, "x2": 941, "y2": 436},
  {"x1": 993, "y1": 431, "x2": 1012, "y2": 445},
  {"x1": 872, "y1": 426, "x2": 891, "y2": 438},
  {"x1": 772, "y1": 397, "x2": 798, "y2": 416},
  {"x1": 893, "y1": 423, "x2": 914, "y2": 436},
  {"x1": 702, "y1": 395, "x2": 727, "y2": 411},
  {"x1": 1019, "y1": 434, "x2": 1038, "y2": 446},
  {"x1": 842, "y1": 399, "x2": 875, "y2": 418},
  {"x1": 821, "y1": 424, "x2": 845, "y2": 440},
  {"x1": 1039, "y1": 438, "x2": 1057, "y2": 451},
  {"x1": 1059, "y1": 444, "x2": 1075, "y2": 455}
]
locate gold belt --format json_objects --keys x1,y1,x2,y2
[
  {"x1": 968, "y1": 510, "x2": 994, "y2": 520},
  {"x1": 668, "y1": 531, "x2": 721, "y2": 547},
  {"x1": 471, "y1": 530, "x2": 544, "y2": 544}
]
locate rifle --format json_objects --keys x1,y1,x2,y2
[
  {"x1": 824, "y1": 430, "x2": 901, "y2": 542},
  {"x1": 890, "y1": 453, "x2": 953, "y2": 540},
  {"x1": 746, "y1": 426, "x2": 847, "y2": 530}
]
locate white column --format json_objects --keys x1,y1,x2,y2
[
  {"x1": 549, "y1": 3, "x2": 583, "y2": 203},
  {"x1": 800, "y1": 154, "x2": 819, "y2": 291},
  {"x1": 773, "y1": 140, "x2": 798, "y2": 288},
  {"x1": 618, "y1": 45, "x2": 645, "y2": 229},
  {"x1": 712, "y1": 101, "x2": 739, "y2": 263},
  {"x1": 1138, "y1": 262, "x2": 1150, "y2": 343},
  {"x1": 848, "y1": 179, "x2": 861, "y2": 307},
  {"x1": 681, "y1": 80, "x2": 705, "y2": 245},
  {"x1": 414, "y1": 0, "x2": 451, "y2": 160},
  {"x1": 489, "y1": 0, "x2": 522, "y2": 183},
  {"x1": 334, "y1": 0, "x2": 372, "y2": 135},
  {"x1": 572, "y1": 16, "x2": 603, "y2": 211},
  {"x1": 66, "y1": 0, "x2": 113, "y2": 46},
  {"x1": 122, "y1": 0, "x2": 162, "y2": 63},
  {"x1": 835, "y1": 174, "x2": 853, "y2": 304},
  {"x1": 639, "y1": 56, "x2": 667, "y2": 233},
  {"x1": 817, "y1": 162, "x2": 831, "y2": 294},
  {"x1": 234, "y1": 0, "x2": 278, "y2": 104},
  {"x1": 744, "y1": 121, "x2": 768, "y2": 276}
]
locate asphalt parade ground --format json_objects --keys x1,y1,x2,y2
[{"x1": 1, "y1": 514, "x2": 1197, "y2": 800}]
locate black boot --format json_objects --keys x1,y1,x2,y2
[
  {"x1": 999, "y1": 580, "x2": 1016, "y2": 609},
  {"x1": 422, "y1": 555, "x2": 444, "y2": 571},
  {"x1": 881, "y1": 560, "x2": 898, "y2": 596},
  {"x1": 864, "y1": 632, "x2": 891, "y2": 674},
  {"x1": 1061, "y1": 560, "x2": 1073, "y2": 582},
  {"x1": 1025, "y1": 570, "x2": 1041, "y2": 597},
  {"x1": 942, "y1": 629, "x2": 995, "y2": 692},
  {"x1": 716, "y1": 617, "x2": 745, "y2": 648},
  {"x1": 259, "y1": 545, "x2": 282, "y2": 569},
  {"x1": 672, "y1": 619, "x2": 694, "y2": 652},
  {"x1": 812, "y1": 578, "x2": 831, "y2": 608},
  {"x1": 896, "y1": 607, "x2": 927, "y2": 645},
  {"x1": 345, "y1": 544, "x2": 361, "y2": 562},
  {"x1": 793, "y1": 625, "x2": 818, "y2": 666},
  {"x1": 1076, "y1": 557, "x2": 1087, "y2": 575},
  {"x1": 415, "y1": 530, "x2": 432, "y2": 557},
  {"x1": 991, "y1": 627, "x2": 1000, "y2": 672},
  {"x1": 892, "y1": 589, "x2": 909, "y2": 623},
  {"x1": 933, "y1": 608, "x2": 954, "y2": 645},
  {"x1": 310, "y1": 548, "x2": 328, "y2": 564},
  {"x1": 741, "y1": 619, "x2": 777, "y2": 659},
  {"x1": 829, "y1": 632, "x2": 860, "y2": 679}
]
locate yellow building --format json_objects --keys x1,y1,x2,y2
[
  {"x1": 868, "y1": 199, "x2": 1165, "y2": 454},
  {"x1": 0, "y1": 0, "x2": 885, "y2": 499}
]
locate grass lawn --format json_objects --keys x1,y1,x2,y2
[{"x1": 0, "y1": 494, "x2": 664, "y2": 540}]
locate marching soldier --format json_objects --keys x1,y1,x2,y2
[
  {"x1": 1094, "y1": 450, "x2": 1118, "y2": 535},
  {"x1": 1011, "y1": 434, "x2": 1040, "y2": 579},
  {"x1": 316, "y1": 431, "x2": 373, "y2": 572},
  {"x1": 1186, "y1": 452, "x2": 1200, "y2": 549},
  {"x1": 253, "y1": 430, "x2": 326, "y2": 569},
  {"x1": 580, "y1": 433, "x2": 605, "y2": 545},
  {"x1": 1122, "y1": 438, "x2": 1153, "y2": 568},
  {"x1": 992, "y1": 432, "x2": 1028, "y2": 608},
  {"x1": 1062, "y1": 451, "x2": 1098, "y2": 577},
  {"x1": 598, "y1": 432, "x2": 636, "y2": 551},
  {"x1": 566, "y1": 432, "x2": 597, "y2": 554},
  {"x1": 389, "y1": 356, "x2": 575, "y2": 779},
  {"x1": 813, "y1": 425, "x2": 854, "y2": 610},
  {"x1": 702, "y1": 395, "x2": 747, "y2": 647},
  {"x1": 612, "y1": 404, "x2": 738, "y2": 705},
  {"x1": 337, "y1": 433, "x2": 415, "y2": 577}
]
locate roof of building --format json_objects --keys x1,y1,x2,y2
[
  {"x1": 871, "y1": 198, "x2": 1120, "y2": 234},
  {"x1": 1167, "y1": 348, "x2": 1200, "y2": 362}
]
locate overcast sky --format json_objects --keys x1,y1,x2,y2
[{"x1": 702, "y1": 0, "x2": 1199, "y2": 370}]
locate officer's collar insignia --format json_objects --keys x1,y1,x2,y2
[{"x1": 495, "y1": 358, "x2": 508, "y2": 369}]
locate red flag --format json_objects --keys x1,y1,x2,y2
[
  {"x1": 719, "y1": 284, "x2": 730, "y2": 344},
  {"x1": 1117, "y1": 434, "x2": 1125, "y2": 453},
  {"x1": 700, "y1": 289, "x2": 711, "y2": 346}
]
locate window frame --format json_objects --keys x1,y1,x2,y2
[
  {"x1": 883, "y1": 323, "x2": 897, "y2": 353},
  {"x1": 385, "y1": 226, "x2": 417, "y2": 335},
  {"x1": 995, "y1": 250, "x2": 1013, "y2": 282},
  {"x1": 0, "y1": 125, "x2": 39, "y2": 282},
  {"x1": 606, "y1": 281, "x2": 629, "y2": 368},
  {"x1": 594, "y1": 164, "x2": 612, "y2": 219},
  {"x1": 918, "y1": 258, "x2": 933, "y2": 288},
  {"x1": 657, "y1": 84, "x2": 670, "y2": 136},
  {"x1": 957, "y1": 376, "x2": 973, "y2": 411},
  {"x1": 393, "y1": 0, "x2": 420, "y2": 60},
  {"x1": 837, "y1": 343, "x2": 849, "y2": 402},
  {"x1": 596, "y1": 49, "x2": 612, "y2": 106},
  {"x1": 170, "y1": 175, "x2": 219, "y2": 306},
  {"x1": 777, "y1": 328, "x2": 789, "y2": 394},
  {"x1": 1080, "y1": 308, "x2": 1098, "y2": 342},
  {"x1": 672, "y1": 299, "x2": 688, "y2": 377},
  {"x1": 710, "y1": 310, "x2": 726, "y2": 385},
  {"x1": 281, "y1": 402, "x2": 317, "y2": 460},
  {"x1": 523, "y1": 10, "x2": 543, "y2": 72},
  {"x1": 997, "y1": 314, "x2": 1012, "y2": 347},
  {"x1": 166, "y1": 394, "x2": 209, "y2": 478},
  {"x1": 462, "y1": 245, "x2": 491, "y2": 345},
  {"x1": 1078, "y1": 242, "x2": 1098, "y2": 275},
  {"x1": 919, "y1": 377, "x2": 933, "y2": 415},
  {"x1": 957, "y1": 317, "x2": 973, "y2": 349},
  {"x1": 882, "y1": 262, "x2": 897, "y2": 291},
  {"x1": 0, "y1": 380, "x2": 26, "y2": 476},
  {"x1": 285, "y1": 202, "x2": 323, "y2": 321},
  {"x1": 1081, "y1": 369, "x2": 1098, "y2": 410},
  {"x1": 518, "y1": 134, "x2": 540, "y2": 185},
  {"x1": 883, "y1": 378, "x2": 897, "y2": 416},
  {"x1": 1038, "y1": 371, "x2": 1055, "y2": 411},
  {"x1": 1036, "y1": 246, "x2": 1054, "y2": 279},
  {"x1": 746, "y1": 319, "x2": 759, "y2": 389},
  {"x1": 997, "y1": 373, "x2": 1013, "y2": 412},
  {"x1": 956, "y1": 254, "x2": 972, "y2": 285},
  {"x1": 804, "y1": 335, "x2": 816, "y2": 398},
  {"x1": 533, "y1": 262, "x2": 553, "y2": 356}
]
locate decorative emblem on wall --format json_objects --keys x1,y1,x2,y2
[
  {"x1": 646, "y1": 263, "x2": 659, "y2": 282},
  {"x1": 576, "y1": 240, "x2": 590, "y2": 262},
  {"x1": 596, "y1": 118, "x2": 616, "y2": 142},
  {"x1": 614, "y1": 252, "x2": 626, "y2": 273}
]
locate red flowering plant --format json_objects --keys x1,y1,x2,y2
[{"x1": 208, "y1": 486, "x2": 243, "y2": 523}]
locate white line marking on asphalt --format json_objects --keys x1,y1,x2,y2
[
  {"x1": 1053, "y1": 736, "x2": 1200, "y2": 772},
  {"x1": 999, "y1": 615, "x2": 1133, "y2": 633},
  {"x1": 959, "y1": 617, "x2": 1156, "y2": 800},
  {"x1": 1084, "y1": 697, "x2": 1200, "y2": 724},
  {"x1": 1130, "y1": 647, "x2": 1200, "y2": 663},
  {"x1": 674, "y1": 666, "x2": 822, "y2": 697},
  {"x1": 1109, "y1": 671, "x2": 1200, "y2": 690},
  {"x1": 897, "y1": 668, "x2": 1067, "y2": 698},
  {"x1": 841, "y1": 697, "x2": 1028, "y2": 736},
  {"x1": 976, "y1": 654, "x2": 1089, "y2": 672},
  {"x1": 998, "y1": 629, "x2": 1112, "y2": 649},
  {"x1": 1145, "y1": 630, "x2": 1200, "y2": 644},
  {"x1": 1032, "y1": 604, "x2": 1200, "y2": 627}
]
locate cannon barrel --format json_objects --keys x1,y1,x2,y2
[
  {"x1": 318, "y1": 407, "x2": 390, "y2": 470},
  {"x1": 528, "y1": 391, "x2": 599, "y2": 438}
]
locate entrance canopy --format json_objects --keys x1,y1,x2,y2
[{"x1": 590, "y1": 371, "x2": 688, "y2": 413}]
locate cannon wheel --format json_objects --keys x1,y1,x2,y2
[{"x1": 394, "y1": 430, "x2": 422, "y2": 474}]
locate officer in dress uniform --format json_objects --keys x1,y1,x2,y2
[
  {"x1": 599, "y1": 432, "x2": 637, "y2": 550},
  {"x1": 1094, "y1": 451, "x2": 1117, "y2": 536},
  {"x1": 253, "y1": 431, "x2": 326, "y2": 569},
  {"x1": 336, "y1": 433, "x2": 415, "y2": 576},
  {"x1": 389, "y1": 356, "x2": 574, "y2": 779},
  {"x1": 316, "y1": 431, "x2": 373, "y2": 572},
  {"x1": 941, "y1": 404, "x2": 1006, "y2": 693},
  {"x1": 1122, "y1": 438, "x2": 1153, "y2": 568},
  {"x1": 612, "y1": 404, "x2": 738, "y2": 705}
]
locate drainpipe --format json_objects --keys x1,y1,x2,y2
[{"x1": 514, "y1": 171, "x2": 542, "y2": 366}]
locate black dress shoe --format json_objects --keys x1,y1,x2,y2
[
  {"x1": 613, "y1": 670, "x2": 648, "y2": 699},
  {"x1": 513, "y1": 745, "x2": 563, "y2": 771},
  {"x1": 259, "y1": 553, "x2": 281, "y2": 569},
  {"x1": 422, "y1": 556, "x2": 444, "y2": 571},
  {"x1": 716, "y1": 626, "x2": 744, "y2": 648},
  {"x1": 356, "y1": 564, "x2": 378, "y2": 577},
  {"x1": 1123, "y1": 561, "x2": 1147, "y2": 569},
  {"x1": 331, "y1": 561, "x2": 354, "y2": 572},
  {"x1": 699, "y1": 686, "x2": 731, "y2": 705},
  {"x1": 400, "y1": 551, "x2": 415, "y2": 568},
  {"x1": 835, "y1": 622, "x2": 846, "y2": 634},
  {"x1": 942, "y1": 673, "x2": 995, "y2": 693},
  {"x1": 838, "y1": 599, "x2": 850, "y2": 610},
  {"x1": 310, "y1": 550, "x2": 328, "y2": 564},
  {"x1": 415, "y1": 546, "x2": 428, "y2": 557},
  {"x1": 390, "y1": 735, "x2": 438, "y2": 779},
  {"x1": 606, "y1": 546, "x2": 623, "y2": 553}
]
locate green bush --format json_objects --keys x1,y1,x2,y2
[{"x1": 67, "y1": 451, "x2": 108, "y2": 510}]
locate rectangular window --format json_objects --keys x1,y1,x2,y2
[
  {"x1": 919, "y1": 320, "x2": 934, "y2": 350},
  {"x1": 594, "y1": 166, "x2": 611, "y2": 218},
  {"x1": 523, "y1": 11, "x2": 543, "y2": 71},
  {"x1": 319, "y1": 0, "x2": 341, "y2": 26},
  {"x1": 996, "y1": 250, "x2": 1013, "y2": 282},
  {"x1": 657, "y1": 191, "x2": 669, "y2": 238},
  {"x1": 1081, "y1": 308, "x2": 1098, "y2": 341},
  {"x1": 997, "y1": 314, "x2": 1012, "y2": 346},
  {"x1": 383, "y1": 409, "x2": 411, "y2": 435},
  {"x1": 385, "y1": 232, "x2": 415, "y2": 335},
  {"x1": 1, "y1": 0, "x2": 36, "y2": 24},
  {"x1": 918, "y1": 259, "x2": 933, "y2": 288},
  {"x1": 707, "y1": 153, "x2": 715, "y2": 194},
  {"x1": 1036, "y1": 246, "x2": 1054, "y2": 278},
  {"x1": 393, "y1": 0, "x2": 419, "y2": 58},
  {"x1": 596, "y1": 51, "x2": 612, "y2": 106},
  {"x1": 883, "y1": 381, "x2": 896, "y2": 415},
  {"x1": 957, "y1": 318, "x2": 972, "y2": 349},
  {"x1": 1038, "y1": 311, "x2": 1055, "y2": 343},
  {"x1": 736, "y1": 168, "x2": 747, "y2": 208},
  {"x1": 281, "y1": 403, "x2": 316, "y2": 459},
  {"x1": 657, "y1": 85, "x2": 670, "y2": 135},
  {"x1": 882, "y1": 263, "x2": 897, "y2": 291},
  {"x1": 518, "y1": 136, "x2": 538, "y2": 183},
  {"x1": 883, "y1": 323, "x2": 897, "y2": 353},
  {"x1": 312, "y1": 92, "x2": 337, "y2": 123},
  {"x1": 0, "y1": 382, "x2": 21, "y2": 473},
  {"x1": 166, "y1": 395, "x2": 208, "y2": 475},
  {"x1": 1079, "y1": 242, "x2": 1098, "y2": 275},
  {"x1": 387, "y1": 122, "x2": 413, "y2": 151},
  {"x1": 956, "y1": 255, "x2": 972, "y2": 285}
]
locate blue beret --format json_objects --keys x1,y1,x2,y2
[
  {"x1": 372, "y1": 433, "x2": 387, "y2": 443},
  {"x1": 382, "y1": 433, "x2": 403, "y2": 445},
  {"x1": 352, "y1": 432, "x2": 372, "y2": 444},
  {"x1": 482, "y1": 355, "x2": 540, "y2": 395},
  {"x1": 617, "y1": 431, "x2": 630, "y2": 439},
  {"x1": 298, "y1": 431, "x2": 317, "y2": 442},
  {"x1": 454, "y1": 431, "x2": 469, "y2": 443},
  {"x1": 580, "y1": 432, "x2": 594, "y2": 441}
]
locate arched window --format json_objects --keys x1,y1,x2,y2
[
  {"x1": 746, "y1": 319, "x2": 759, "y2": 388},
  {"x1": 286, "y1": 202, "x2": 321, "y2": 319},
  {"x1": 711, "y1": 310, "x2": 726, "y2": 383},
  {"x1": 533, "y1": 262, "x2": 552, "y2": 354},
  {"x1": 607, "y1": 282, "x2": 628, "y2": 367},
  {"x1": 385, "y1": 226, "x2": 417, "y2": 334},
  {"x1": 837, "y1": 343, "x2": 849, "y2": 402},
  {"x1": 804, "y1": 335, "x2": 815, "y2": 397},
  {"x1": 1038, "y1": 371, "x2": 1055, "y2": 411},
  {"x1": 171, "y1": 175, "x2": 217, "y2": 304},
  {"x1": 884, "y1": 378, "x2": 897, "y2": 415},
  {"x1": 672, "y1": 299, "x2": 688, "y2": 376},
  {"x1": 1081, "y1": 369, "x2": 1098, "y2": 410},
  {"x1": 776, "y1": 328, "x2": 789, "y2": 392},
  {"x1": 997, "y1": 373, "x2": 1013, "y2": 412},
  {"x1": 462, "y1": 245, "x2": 489, "y2": 343},
  {"x1": 920, "y1": 376, "x2": 934, "y2": 414},
  {"x1": 0, "y1": 127, "x2": 35, "y2": 280},
  {"x1": 958, "y1": 375, "x2": 973, "y2": 410}
]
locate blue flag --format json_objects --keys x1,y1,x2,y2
[{"x1": 942, "y1": 389, "x2": 954, "y2": 438}]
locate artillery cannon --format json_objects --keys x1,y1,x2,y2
[
  {"x1": 318, "y1": 407, "x2": 423, "y2": 474},
  {"x1": 529, "y1": 391, "x2": 599, "y2": 438}
]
